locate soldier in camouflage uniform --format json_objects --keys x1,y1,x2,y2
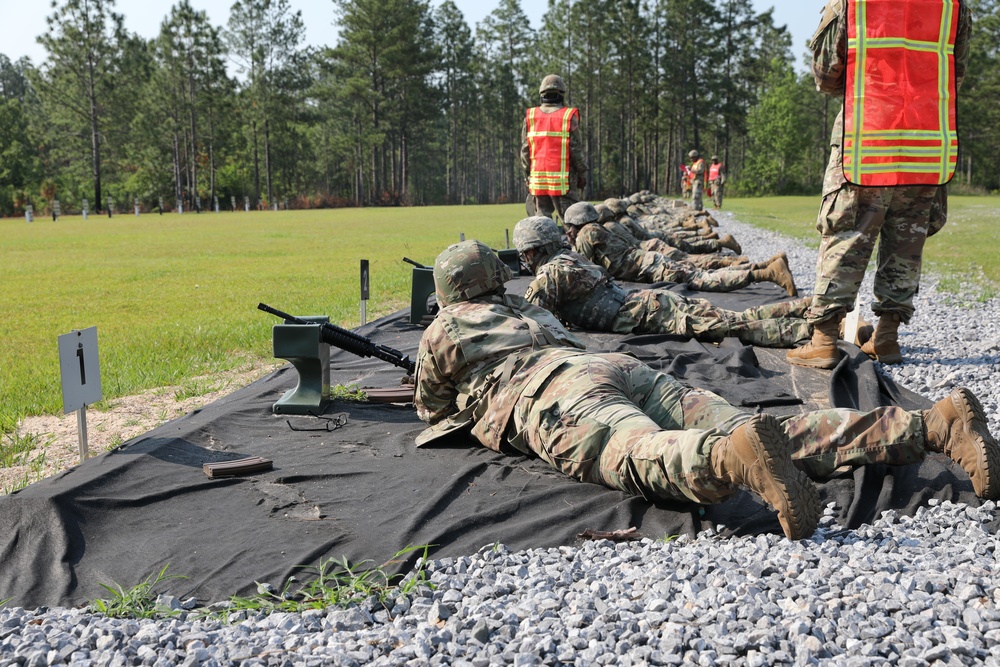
[
  {"x1": 564, "y1": 202, "x2": 799, "y2": 297},
  {"x1": 787, "y1": 0, "x2": 972, "y2": 370},
  {"x1": 415, "y1": 241, "x2": 1000, "y2": 541},
  {"x1": 600, "y1": 199, "x2": 741, "y2": 257},
  {"x1": 596, "y1": 202, "x2": 780, "y2": 273},
  {"x1": 515, "y1": 216, "x2": 812, "y2": 347},
  {"x1": 688, "y1": 150, "x2": 707, "y2": 212},
  {"x1": 519, "y1": 75, "x2": 588, "y2": 223}
]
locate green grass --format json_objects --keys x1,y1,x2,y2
[
  {"x1": 0, "y1": 205, "x2": 526, "y2": 434},
  {"x1": 90, "y1": 564, "x2": 186, "y2": 619},
  {"x1": 219, "y1": 545, "x2": 434, "y2": 620},
  {"x1": 84, "y1": 546, "x2": 434, "y2": 620},
  {"x1": 725, "y1": 195, "x2": 1000, "y2": 300}
]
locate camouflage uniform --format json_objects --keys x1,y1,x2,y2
[
  {"x1": 689, "y1": 156, "x2": 707, "y2": 212},
  {"x1": 805, "y1": 0, "x2": 972, "y2": 326},
  {"x1": 524, "y1": 249, "x2": 812, "y2": 347},
  {"x1": 611, "y1": 217, "x2": 748, "y2": 271},
  {"x1": 575, "y1": 222, "x2": 754, "y2": 292},
  {"x1": 416, "y1": 244, "x2": 929, "y2": 505}
]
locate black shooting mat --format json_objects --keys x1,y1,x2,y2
[{"x1": 0, "y1": 277, "x2": 988, "y2": 608}]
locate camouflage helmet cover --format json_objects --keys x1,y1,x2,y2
[
  {"x1": 603, "y1": 198, "x2": 626, "y2": 216},
  {"x1": 433, "y1": 239, "x2": 513, "y2": 307},
  {"x1": 563, "y1": 201, "x2": 600, "y2": 228},
  {"x1": 513, "y1": 216, "x2": 563, "y2": 254},
  {"x1": 688, "y1": 149, "x2": 700, "y2": 159},
  {"x1": 539, "y1": 74, "x2": 567, "y2": 96},
  {"x1": 711, "y1": 155, "x2": 719, "y2": 161},
  {"x1": 594, "y1": 204, "x2": 614, "y2": 223}
]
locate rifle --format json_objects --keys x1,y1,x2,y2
[
  {"x1": 258, "y1": 303, "x2": 416, "y2": 375},
  {"x1": 402, "y1": 257, "x2": 429, "y2": 269}
]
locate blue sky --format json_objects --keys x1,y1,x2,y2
[{"x1": 2, "y1": 0, "x2": 818, "y2": 68}]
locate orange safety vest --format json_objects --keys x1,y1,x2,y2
[
  {"x1": 690, "y1": 159, "x2": 705, "y2": 186},
  {"x1": 843, "y1": 0, "x2": 959, "y2": 186},
  {"x1": 526, "y1": 106, "x2": 579, "y2": 196},
  {"x1": 709, "y1": 163, "x2": 722, "y2": 181}
]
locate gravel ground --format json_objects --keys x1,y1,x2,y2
[{"x1": 2, "y1": 212, "x2": 999, "y2": 666}]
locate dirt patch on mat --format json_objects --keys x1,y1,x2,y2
[{"x1": 1, "y1": 361, "x2": 281, "y2": 495}]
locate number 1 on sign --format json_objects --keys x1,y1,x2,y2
[{"x1": 77, "y1": 344, "x2": 87, "y2": 385}]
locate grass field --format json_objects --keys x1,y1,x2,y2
[
  {"x1": 3, "y1": 196, "x2": 999, "y2": 437},
  {"x1": 724, "y1": 195, "x2": 1000, "y2": 296}
]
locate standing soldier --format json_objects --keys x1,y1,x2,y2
[
  {"x1": 709, "y1": 155, "x2": 727, "y2": 209},
  {"x1": 787, "y1": 0, "x2": 971, "y2": 369},
  {"x1": 688, "y1": 150, "x2": 707, "y2": 211},
  {"x1": 680, "y1": 164, "x2": 692, "y2": 200},
  {"x1": 520, "y1": 75, "x2": 588, "y2": 224}
]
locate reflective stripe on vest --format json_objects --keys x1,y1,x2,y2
[
  {"x1": 844, "y1": 0, "x2": 959, "y2": 186},
  {"x1": 527, "y1": 106, "x2": 578, "y2": 196}
]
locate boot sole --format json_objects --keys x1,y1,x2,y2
[
  {"x1": 860, "y1": 341, "x2": 902, "y2": 364},
  {"x1": 786, "y1": 350, "x2": 840, "y2": 370},
  {"x1": 743, "y1": 414, "x2": 821, "y2": 540},
  {"x1": 951, "y1": 388, "x2": 1000, "y2": 499}
]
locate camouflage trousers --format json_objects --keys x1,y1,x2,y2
[
  {"x1": 532, "y1": 191, "x2": 580, "y2": 225},
  {"x1": 691, "y1": 180, "x2": 705, "y2": 211},
  {"x1": 507, "y1": 353, "x2": 926, "y2": 505},
  {"x1": 641, "y1": 239, "x2": 745, "y2": 270},
  {"x1": 640, "y1": 256, "x2": 753, "y2": 293},
  {"x1": 806, "y1": 183, "x2": 937, "y2": 324},
  {"x1": 711, "y1": 182, "x2": 724, "y2": 209},
  {"x1": 613, "y1": 292, "x2": 812, "y2": 347},
  {"x1": 664, "y1": 234, "x2": 727, "y2": 255}
]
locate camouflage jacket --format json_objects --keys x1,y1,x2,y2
[
  {"x1": 524, "y1": 249, "x2": 621, "y2": 316},
  {"x1": 414, "y1": 293, "x2": 586, "y2": 451},
  {"x1": 519, "y1": 102, "x2": 588, "y2": 183},
  {"x1": 574, "y1": 222, "x2": 647, "y2": 282},
  {"x1": 812, "y1": 0, "x2": 972, "y2": 195}
]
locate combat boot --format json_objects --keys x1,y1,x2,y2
[
  {"x1": 752, "y1": 257, "x2": 798, "y2": 297},
  {"x1": 718, "y1": 233, "x2": 742, "y2": 255},
  {"x1": 751, "y1": 252, "x2": 788, "y2": 271},
  {"x1": 710, "y1": 414, "x2": 821, "y2": 540},
  {"x1": 860, "y1": 313, "x2": 903, "y2": 364},
  {"x1": 923, "y1": 387, "x2": 1000, "y2": 499},
  {"x1": 838, "y1": 316, "x2": 874, "y2": 347},
  {"x1": 786, "y1": 318, "x2": 842, "y2": 369}
]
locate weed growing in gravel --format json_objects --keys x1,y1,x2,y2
[
  {"x1": 218, "y1": 545, "x2": 434, "y2": 620},
  {"x1": 90, "y1": 564, "x2": 186, "y2": 619}
]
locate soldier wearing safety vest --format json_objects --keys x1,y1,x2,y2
[
  {"x1": 709, "y1": 156, "x2": 727, "y2": 209},
  {"x1": 787, "y1": 0, "x2": 971, "y2": 370},
  {"x1": 520, "y1": 75, "x2": 588, "y2": 224}
]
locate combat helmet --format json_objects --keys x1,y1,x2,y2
[
  {"x1": 688, "y1": 150, "x2": 700, "y2": 159},
  {"x1": 563, "y1": 201, "x2": 600, "y2": 228},
  {"x1": 603, "y1": 198, "x2": 627, "y2": 217},
  {"x1": 539, "y1": 74, "x2": 567, "y2": 96},
  {"x1": 514, "y1": 216, "x2": 563, "y2": 260},
  {"x1": 433, "y1": 240, "x2": 513, "y2": 308},
  {"x1": 594, "y1": 204, "x2": 614, "y2": 223},
  {"x1": 711, "y1": 155, "x2": 719, "y2": 161}
]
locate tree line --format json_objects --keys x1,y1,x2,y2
[{"x1": 2, "y1": 0, "x2": 1000, "y2": 217}]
